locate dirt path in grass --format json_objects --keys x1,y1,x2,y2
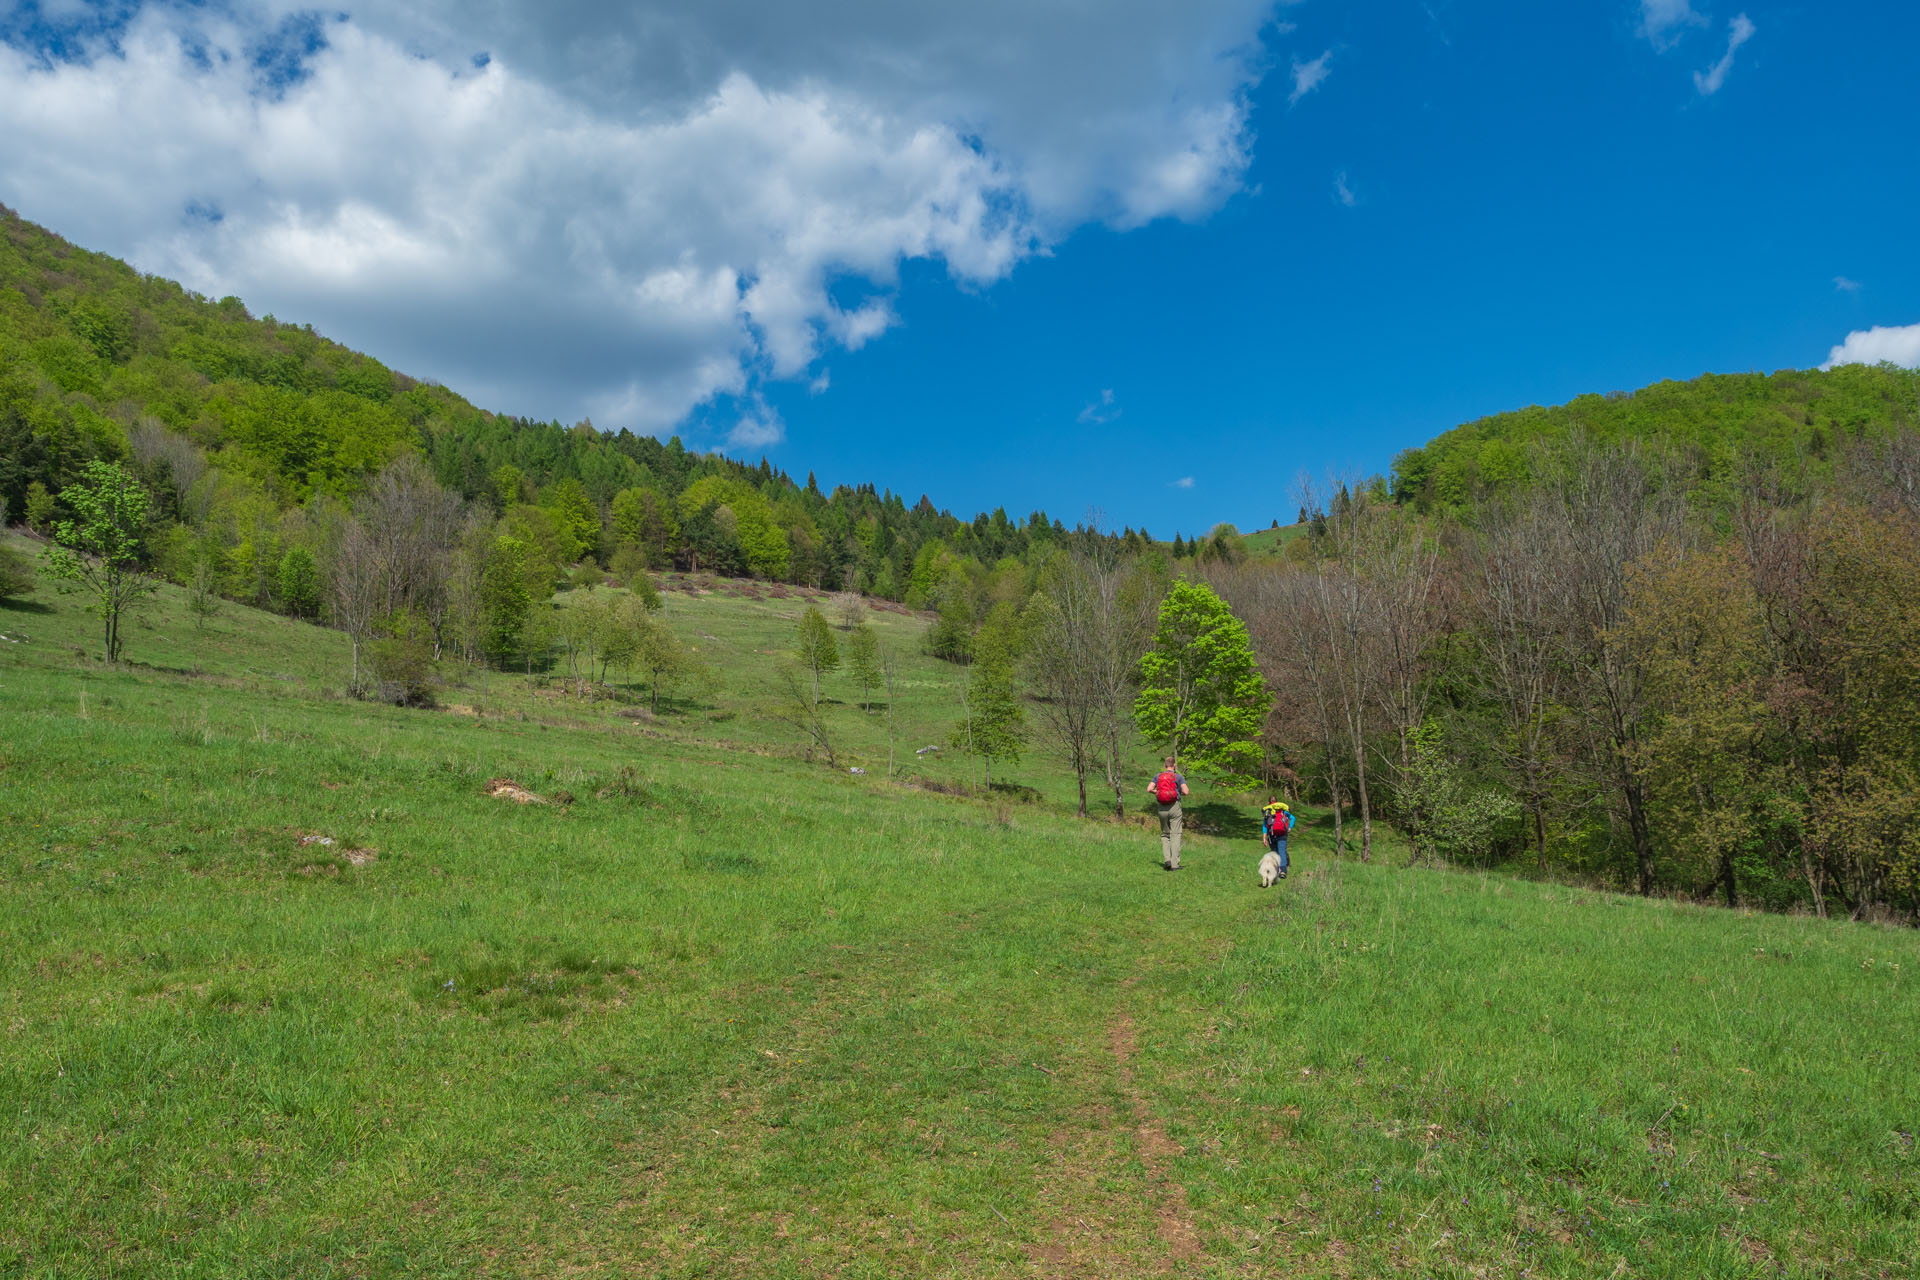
[{"x1": 1024, "y1": 1008, "x2": 1205, "y2": 1277}]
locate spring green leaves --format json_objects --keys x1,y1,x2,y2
[{"x1": 1132, "y1": 581, "x2": 1266, "y2": 791}]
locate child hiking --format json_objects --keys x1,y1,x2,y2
[
  {"x1": 1261, "y1": 798, "x2": 1294, "y2": 880},
  {"x1": 1148, "y1": 757, "x2": 1190, "y2": 870}
]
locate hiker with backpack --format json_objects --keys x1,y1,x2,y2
[
  {"x1": 1147, "y1": 757, "x2": 1190, "y2": 870},
  {"x1": 1261, "y1": 798, "x2": 1295, "y2": 880}
]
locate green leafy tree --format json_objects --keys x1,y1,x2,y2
[
  {"x1": 949, "y1": 624, "x2": 1027, "y2": 788},
  {"x1": 42, "y1": 461, "x2": 159, "y2": 661},
  {"x1": 544, "y1": 478, "x2": 599, "y2": 562},
  {"x1": 186, "y1": 549, "x2": 221, "y2": 631},
  {"x1": 1133, "y1": 580, "x2": 1268, "y2": 790},
  {"x1": 796, "y1": 603, "x2": 840, "y2": 704},
  {"x1": 0, "y1": 541, "x2": 36, "y2": 599},
  {"x1": 490, "y1": 464, "x2": 526, "y2": 510},
  {"x1": 846, "y1": 623, "x2": 880, "y2": 711},
  {"x1": 277, "y1": 546, "x2": 320, "y2": 618},
  {"x1": 24, "y1": 481, "x2": 55, "y2": 533},
  {"x1": 480, "y1": 535, "x2": 533, "y2": 665}
]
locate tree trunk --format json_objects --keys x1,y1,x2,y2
[
  {"x1": 1354, "y1": 745, "x2": 1373, "y2": 862},
  {"x1": 1075, "y1": 767, "x2": 1089, "y2": 819},
  {"x1": 1623, "y1": 772, "x2": 1655, "y2": 894}
]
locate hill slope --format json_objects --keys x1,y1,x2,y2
[
  {"x1": 1392, "y1": 365, "x2": 1920, "y2": 510},
  {"x1": 2, "y1": 558, "x2": 1916, "y2": 1276}
]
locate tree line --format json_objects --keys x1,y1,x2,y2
[{"x1": 1207, "y1": 420, "x2": 1920, "y2": 922}]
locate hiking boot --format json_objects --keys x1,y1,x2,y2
[{"x1": 1279, "y1": 869, "x2": 1287, "y2": 879}]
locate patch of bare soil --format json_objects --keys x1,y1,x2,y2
[{"x1": 484, "y1": 777, "x2": 548, "y2": 804}]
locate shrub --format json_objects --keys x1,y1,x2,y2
[
  {"x1": 367, "y1": 613, "x2": 438, "y2": 707},
  {"x1": 0, "y1": 543, "x2": 35, "y2": 599}
]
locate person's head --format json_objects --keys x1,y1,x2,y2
[{"x1": 1164, "y1": 755, "x2": 1176, "y2": 768}]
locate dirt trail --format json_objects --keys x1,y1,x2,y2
[{"x1": 1025, "y1": 1009, "x2": 1204, "y2": 1277}]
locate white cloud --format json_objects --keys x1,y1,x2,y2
[
  {"x1": 1077, "y1": 388, "x2": 1120, "y2": 425},
  {"x1": 1693, "y1": 13, "x2": 1755, "y2": 96},
  {"x1": 1289, "y1": 50, "x2": 1332, "y2": 106},
  {"x1": 1333, "y1": 170, "x2": 1356, "y2": 207},
  {"x1": 1172, "y1": 476, "x2": 1196, "y2": 489},
  {"x1": 1822, "y1": 323, "x2": 1920, "y2": 371},
  {"x1": 1638, "y1": 0, "x2": 1706, "y2": 51},
  {"x1": 808, "y1": 369, "x2": 832, "y2": 395},
  {"x1": 1834, "y1": 276, "x2": 1863, "y2": 294},
  {"x1": 0, "y1": 1, "x2": 1284, "y2": 437},
  {"x1": 728, "y1": 396, "x2": 786, "y2": 449}
]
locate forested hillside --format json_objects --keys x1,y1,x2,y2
[
  {"x1": 1392, "y1": 365, "x2": 1920, "y2": 511},
  {"x1": 12, "y1": 200, "x2": 1920, "y2": 923},
  {"x1": 0, "y1": 204, "x2": 1133, "y2": 613}
]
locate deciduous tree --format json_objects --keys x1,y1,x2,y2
[{"x1": 43, "y1": 460, "x2": 159, "y2": 661}]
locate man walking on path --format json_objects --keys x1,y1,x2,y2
[{"x1": 1148, "y1": 757, "x2": 1190, "y2": 870}]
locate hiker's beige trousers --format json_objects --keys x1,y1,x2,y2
[{"x1": 1156, "y1": 800, "x2": 1183, "y2": 868}]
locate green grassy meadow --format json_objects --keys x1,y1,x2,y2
[
  {"x1": 2, "y1": 542, "x2": 1916, "y2": 1278},
  {"x1": 1239, "y1": 525, "x2": 1305, "y2": 559}
]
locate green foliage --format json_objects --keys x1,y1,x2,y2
[
  {"x1": 276, "y1": 546, "x2": 320, "y2": 619},
  {"x1": 1392, "y1": 364, "x2": 1920, "y2": 512},
  {"x1": 543, "y1": 478, "x2": 599, "y2": 562},
  {"x1": 927, "y1": 569, "x2": 975, "y2": 662},
  {"x1": 480, "y1": 536, "x2": 532, "y2": 664},
  {"x1": 367, "y1": 611, "x2": 439, "y2": 707},
  {"x1": 949, "y1": 621, "x2": 1027, "y2": 786},
  {"x1": 795, "y1": 603, "x2": 839, "y2": 702},
  {"x1": 845, "y1": 623, "x2": 880, "y2": 711},
  {"x1": 1401, "y1": 721, "x2": 1522, "y2": 865},
  {"x1": 0, "y1": 540, "x2": 35, "y2": 599},
  {"x1": 1133, "y1": 581, "x2": 1267, "y2": 790},
  {"x1": 42, "y1": 460, "x2": 159, "y2": 661},
  {"x1": 23, "y1": 481, "x2": 54, "y2": 532}
]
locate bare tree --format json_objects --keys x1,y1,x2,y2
[
  {"x1": 1025, "y1": 544, "x2": 1106, "y2": 816},
  {"x1": 1533, "y1": 439, "x2": 1685, "y2": 894},
  {"x1": 354, "y1": 455, "x2": 464, "y2": 653},
  {"x1": 126, "y1": 417, "x2": 208, "y2": 521},
  {"x1": 1463, "y1": 496, "x2": 1565, "y2": 861},
  {"x1": 1211, "y1": 564, "x2": 1347, "y2": 850},
  {"x1": 326, "y1": 516, "x2": 382, "y2": 696},
  {"x1": 1302, "y1": 479, "x2": 1383, "y2": 860}
]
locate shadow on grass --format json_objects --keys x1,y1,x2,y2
[
  {"x1": 0, "y1": 598, "x2": 53, "y2": 615},
  {"x1": 1186, "y1": 799, "x2": 1263, "y2": 839}
]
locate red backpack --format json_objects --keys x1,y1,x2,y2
[{"x1": 1153, "y1": 770, "x2": 1181, "y2": 804}]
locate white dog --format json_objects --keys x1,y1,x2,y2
[{"x1": 1258, "y1": 851, "x2": 1282, "y2": 888}]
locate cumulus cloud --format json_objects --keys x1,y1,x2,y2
[
  {"x1": 1638, "y1": 0, "x2": 1706, "y2": 50},
  {"x1": 1693, "y1": 13, "x2": 1755, "y2": 96},
  {"x1": 1834, "y1": 276, "x2": 1863, "y2": 294},
  {"x1": 1289, "y1": 50, "x2": 1332, "y2": 106},
  {"x1": 0, "y1": 0, "x2": 1283, "y2": 436},
  {"x1": 1333, "y1": 170, "x2": 1357, "y2": 207},
  {"x1": 1822, "y1": 323, "x2": 1920, "y2": 371},
  {"x1": 1077, "y1": 388, "x2": 1120, "y2": 425}
]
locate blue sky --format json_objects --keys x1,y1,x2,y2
[
  {"x1": 1, "y1": 1, "x2": 1916, "y2": 534},
  {"x1": 735, "y1": 1, "x2": 1920, "y2": 533}
]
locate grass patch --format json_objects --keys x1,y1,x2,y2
[{"x1": 0, "y1": 535, "x2": 1915, "y2": 1276}]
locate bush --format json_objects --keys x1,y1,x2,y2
[
  {"x1": 367, "y1": 614, "x2": 438, "y2": 707},
  {"x1": 0, "y1": 543, "x2": 36, "y2": 599}
]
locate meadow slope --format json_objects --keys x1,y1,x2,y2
[{"x1": 1, "y1": 556, "x2": 1916, "y2": 1279}]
